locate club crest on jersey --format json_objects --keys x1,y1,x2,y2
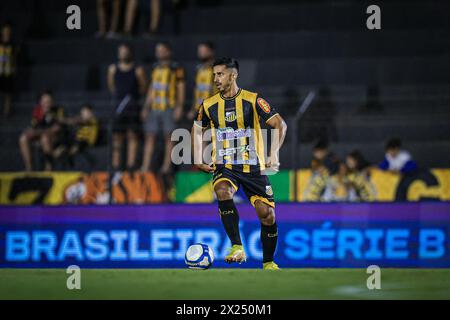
[
  {"x1": 265, "y1": 185, "x2": 274, "y2": 196},
  {"x1": 225, "y1": 111, "x2": 236, "y2": 122},
  {"x1": 257, "y1": 98, "x2": 271, "y2": 114}
]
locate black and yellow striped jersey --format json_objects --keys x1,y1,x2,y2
[
  {"x1": 195, "y1": 88, "x2": 279, "y2": 174},
  {"x1": 0, "y1": 42, "x2": 17, "y2": 77},
  {"x1": 193, "y1": 63, "x2": 218, "y2": 109},
  {"x1": 149, "y1": 61, "x2": 185, "y2": 111},
  {"x1": 76, "y1": 118, "x2": 99, "y2": 146}
]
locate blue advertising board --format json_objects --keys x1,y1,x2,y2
[{"x1": 0, "y1": 203, "x2": 449, "y2": 268}]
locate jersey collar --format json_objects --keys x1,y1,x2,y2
[{"x1": 220, "y1": 88, "x2": 242, "y2": 101}]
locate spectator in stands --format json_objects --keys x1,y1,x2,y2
[
  {"x1": 346, "y1": 150, "x2": 376, "y2": 201},
  {"x1": 108, "y1": 43, "x2": 147, "y2": 171},
  {"x1": 96, "y1": 0, "x2": 140, "y2": 38},
  {"x1": 96, "y1": 0, "x2": 121, "y2": 39},
  {"x1": 147, "y1": 0, "x2": 161, "y2": 35},
  {"x1": 312, "y1": 138, "x2": 340, "y2": 175},
  {"x1": 141, "y1": 41, "x2": 185, "y2": 174},
  {"x1": 123, "y1": 0, "x2": 138, "y2": 37},
  {"x1": 187, "y1": 41, "x2": 217, "y2": 121},
  {"x1": 323, "y1": 161, "x2": 353, "y2": 202},
  {"x1": 346, "y1": 150, "x2": 371, "y2": 178},
  {"x1": 303, "y1": 158, "x2": 329, "y2": 201},
  {"x1": 142, "y1": 0, "x2": 186, "y2": 36},
  {"x1": 54, "y1": 104, "x2": 99, "y2": 168},
  {"x1": 379, "y1": 138, "x2": 418, "y2": 174},
  {"x1": 0, "y1": 22, "x2": 18, "y2": 117},
  {"x1": 19, "y1": 91, "x2": 64, "y2": 171}
]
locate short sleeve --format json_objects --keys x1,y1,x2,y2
[
  {"x1": 255, "y1": 95, "x2": 278, "y2": 123},
  {"x1": 194, "y1": 103, "x2": 209, "y2": 128},
  {"x1": 175, "y1": 66, "x2": 185, "y2": 81}
]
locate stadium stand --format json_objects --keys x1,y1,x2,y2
[{"x1": 0, "y1": 0, "x2": 449, "y2": 172}]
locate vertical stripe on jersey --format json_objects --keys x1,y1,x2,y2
[
  {"x1": 252, "y1": 97, "x2": 266, "y2": 172},
  {"x1": 235, "y1": 95, "x2": 250, "y2": 173},
  {"x1": 217, "y1": 99, "x2": 232, "y2": 169}
]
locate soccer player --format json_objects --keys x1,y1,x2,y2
[{"x1": 191, "y1": 58, "x2": 287, "y2": 270}]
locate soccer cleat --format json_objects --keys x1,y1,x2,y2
[
  {"x1": 224, "y1": 245, "x2": 247, "y2": 264},
  {"x1": 263, "y1": 261, "x2": 280, "y2": 270}
]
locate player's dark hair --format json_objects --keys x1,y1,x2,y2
[
  {"x1": 38, "y1": 90, "x2": 53, "y2": 101},
  {"x1": 119, "y1": 43, "x2": 134, "y2": 58},
  {"x1": 313, "y1": 138, "x2": 329, "y2": 151},
  {"x1": 82, "y1": 103, "x2": 93, "y2": 111},
  {"x1": 157, "y1": 41, "x2": 172, "y2": 51},
  {"x1": 199, "y1": 41, "x2": 215, "y2": 51},
  {"x1": 213, "y1": 57, "x2": 239, "y2": 72},
  {"x1": 385, "y1": 138, "x2": 402, "y2": 150},
  {"x1": 348, "y1": 149, "x2": 370, "y2": 170}
]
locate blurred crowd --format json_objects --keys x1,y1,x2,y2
[
  {"x1": 1, "y1": 11, "x2": 424, "y2": 203},
  {"x1": 303, "y1": 137, "x2": 418, "y2": 202},
  {"x1": 95, "y1": 0, "x2": 186, "y2": 39},
  {"x1": 17, "y1": 40, "x2": 217, "y2": 180},
  {"x1": 0, "y1": 22, "x2": 16, "y2": 118}
]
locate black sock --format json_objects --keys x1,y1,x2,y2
[
  {"x1": 261, "y1": 222, "x2": 278, "y2": 263},
  {"x1": 218, "y1": 199, "x2": 242, "y2": 246}
]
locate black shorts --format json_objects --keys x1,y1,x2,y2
[
  {"x1": 0, "y1": 76, "x2": 14, "y2": 93},
  {"x1": 74, "y1": 140, "x2": 89, "y2": 153},
  {"x1": 112, "y1": 104, "x2": 141, "y2": 133},
  {"x1": 212, "y1": 167, "x2": 275, "y2": 208}
]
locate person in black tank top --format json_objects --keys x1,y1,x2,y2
[
  {"x1": 0, "y1": 22, "x2": 18, "y2": 118},
  {"x1": 107, "y1": 44, "x2": 147, "y2": 171}
]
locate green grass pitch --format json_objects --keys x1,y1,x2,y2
[{"x1": 1, "y1": 268, "x2": 449, "y2": 300}]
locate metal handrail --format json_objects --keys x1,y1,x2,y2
[{"x1": 290, "y1": 90, "x2": 316, "y2": 200}]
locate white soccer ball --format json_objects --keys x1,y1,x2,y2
[{"x1": 185, "y1": 243, "x2": 214, "y2": 270}]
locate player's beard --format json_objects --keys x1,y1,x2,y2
[
  {"x1": 119, "y1": 57, "x2": 132, "y2": 64},
  {"x1": 199, "y1": 56, "x2": 211, "y2": 63}
]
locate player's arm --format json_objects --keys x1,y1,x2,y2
[
  {"x1": 141, "y1": 73, "x2": 153, "y2": 121},
  {"x1": 174, "y1": 67, "x2": 186, "y2": 121},
  {"x1": 255, "y1": 95, "x2": 287, "y2": 171},
  {"x1": 135, "y1": 66, "x2": 148, "y2": 96},
  {"x1": 191, "y1": 104, "x2": 213, "y2": 173},
  {"x1": 61, "y1": 115, "x2": 81, "y2": 126},
  {"x1": 107, "y1": 64, "x2": 116, "y2": 95},
  {"x1": 266, "y1": 113, "x2": 287, "y2": 170}
]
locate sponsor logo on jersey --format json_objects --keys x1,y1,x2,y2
[
  {"x1": 218, "y1": 145, "x2": 251, "y2": 157},
  {"x1": 257, "y1": 98, "x2": 271, "y2": 114},
  {"x1": 216, "y1": 127, "x2": 251, "y2": 141},
  {"x1": 225, "y1": 111, "x2": 236, "y2": 122}
]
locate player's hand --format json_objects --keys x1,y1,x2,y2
[
  {"x1": 187, "y1": 109, "x2": 195, "y2": 121},
  {"x1": 265, "y1": 156, "x2": 280, "y2": 174},
  {"x1": 265, "y1": 161, "x2": 280, "y2": 171},
  {"x1": 140, "y1": 108, "x2": 149, "y2": 121},
  {"x1": 195, "y1": 163, "x2": 214, "y2": 173},
  {"x1": 173, "y1": 107, "x2": 183, "y2": 122}
]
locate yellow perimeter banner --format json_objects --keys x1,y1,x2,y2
[
  {"x1": 0, "y1": 172, "x2": 164, "y2": 205},
  {"x1": 298, "y1": 168, "x2": 450, "y2": 202},
  {"x1": 1, "y1": 168, "x2": 449, "y2": 205}
]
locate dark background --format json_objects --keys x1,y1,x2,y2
[{"x1": 0, "y1": 0, "x2": 449, "y2": 171}]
